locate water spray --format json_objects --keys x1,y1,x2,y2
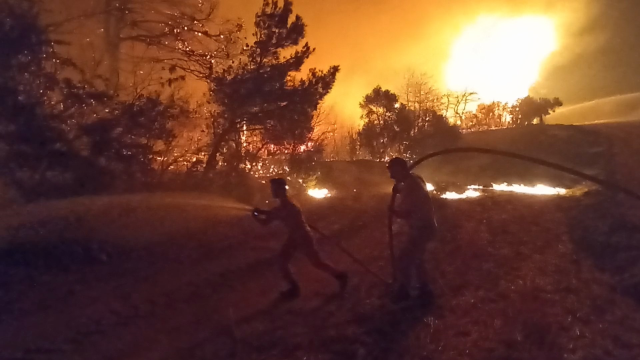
[
  {"x1": 387, "y1": 146, "x2": 640, "y2": 283},
  {"x1": 162, "y1": 197, "x2": 254, "y2": 213}
]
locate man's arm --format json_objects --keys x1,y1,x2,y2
[
  {"x1": 389, "y1": 184, "x2": 412, "y2": 219},
  {"x1": 391, "y1": 180, "x2": 425, "y2": 219}
]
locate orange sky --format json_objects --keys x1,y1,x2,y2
[{"x1": 220, "y1": 0, "x2": 596, "y2": 126}]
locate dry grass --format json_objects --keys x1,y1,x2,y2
[
  {"x1": 2, "y1": 122, "x2": 640, "y2": 359},
  {"x1": 2, "y1": 191, "x2": 640, "y2": 360},
  {"x1": 193, "y1": 194, "x2": 640, "y2": 360}
]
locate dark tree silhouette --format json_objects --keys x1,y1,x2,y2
[
  {"x1": 347, "y1": 129, "x2": 360, "y2": 160},
  {"x1": 471, "y1": 101, "x2": 510, "y2": 130},
  {"x1": 0, "y1": 1, "x2": 111, "y2": 200},
  {"x1": 357, "y1": 86, "x2": 402, "y2": 160},
  {"x1": 355, "y1": 85, "x2": 461, "y2": 160},
  {"x1": 0, "y1": 0, "x2": 191, "y2": 200},
  {"x1": 400, "y1": 72, "x2": 444, "y2": 116},
  {"x1": 204, "y1": 0, "x2": 339, "y2": 172},
  {"x1": 511, "y1": 96, "x2": 564, "y2": 126},
  {"x1": 403, "y1": 109, "x2": 460, "y2": 156},
  {"x1": 81, "y1": 96, "x2": 188, "y2": 187},
  {"x1": 444, "y1": 90, "x2": 478, "y2": 125}
]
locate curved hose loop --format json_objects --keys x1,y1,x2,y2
[
  {"x1": 408, "y1": 147, "x2": 640, "y2": 201},
  {"x1": 387, "y1": 146, "x2": 640, "y2": 284}
]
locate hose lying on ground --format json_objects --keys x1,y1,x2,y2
[
  {"x1": 308, "y1": 224, "x2": 390, "y2": 284},
  {"x1": 387, "y1": 146, "x2": 640, "y2": 282}
]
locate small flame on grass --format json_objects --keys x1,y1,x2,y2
[
  {"x1": 441, "y1": 190, "x2": 482, "y2": 200},
  {"x1": 307, "y1": 188, "x2": 331, "y2": 199},
  {"x1": 490, "y1": 183, "x2": 567, "y2": 195}
]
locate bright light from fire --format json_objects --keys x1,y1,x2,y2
[
  {"x1": 426, "y1": 183, "x2": 435, "y2": 191},
  {"x1": 307, "y1": 188, "x2": 331, "y2": 199},
  {"x1": 435, "y1": 183, "x2": 569, "y2": 200},
  {"x1": 491, "y1": 183, "x2": 567, "y2": 195},
  {"x1": 441, "y1": 190, "x2": 482, "y2": 200},
  {"x1": 445, "y1": 16, "x2": 558, "y2": 103}
]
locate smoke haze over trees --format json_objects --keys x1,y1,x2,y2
[
  {"x1": 0, "y1": 0, "x2": 567, "y2": 202},
  {"x1": 219, "y1": 0, "x2": 636, "y2": 123}
]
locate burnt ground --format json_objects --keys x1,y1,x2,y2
[{"x1": 1, "y1": 122, "x2": 640, "y2": 360}]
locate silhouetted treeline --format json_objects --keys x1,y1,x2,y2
[{"x1": 348, "y1": 74, "x2": 563, "y2": 161}]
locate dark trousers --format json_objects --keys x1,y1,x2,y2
[
  {"x1": 279, "y1": 235, "x2": 341, "y2": 286},
  {"x1": 397, "y1": 226, "x2": 436, "y2": 290}
]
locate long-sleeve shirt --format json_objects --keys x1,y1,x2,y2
[
  {"x1": 395, "y1": 173, "x2": 437, "y2": 232},
  {"x1": 258, "y1": 199, "x2": 313, "y2": 241}
]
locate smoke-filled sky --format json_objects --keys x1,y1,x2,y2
[{"x1": 220, "y1": 0, "x2": 640, "y2": 125}]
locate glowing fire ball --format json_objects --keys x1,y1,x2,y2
[{"x1": 307, "y1": 188, "x2": 331, "y2": 199}]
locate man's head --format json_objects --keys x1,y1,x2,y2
[
  {"x1": 270, "y1": 178, "x2": 288, "y2": 199},
  {"x1": 387, "y1": 157, "x2": 411, "y2": 181}
]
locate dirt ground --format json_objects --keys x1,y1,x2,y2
[{"x1": 2, "y1": 122, "x2": 640, "y2": 360}]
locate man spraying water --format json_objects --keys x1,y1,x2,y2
[
  {"x1": 252, "y1": 178, "x2": 348, "y2": 300},
  {"x1": 387, "y1": 157, "x2": 437, "y2": 304}
]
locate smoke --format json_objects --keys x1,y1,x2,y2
[{"x1": 221, "y1": 0, "x2": 597, "y2": 125}]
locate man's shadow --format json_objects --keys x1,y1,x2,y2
[
  {"x1": 235, "y1": 290, "x2": 432, "y2": 360},
  {"x1": 322, "y1": 300, "x2": 431, "y2": 360}
]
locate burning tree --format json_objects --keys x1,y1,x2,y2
[{"x1": 46, "y1": 0, "x2": 241, "y2": 94}]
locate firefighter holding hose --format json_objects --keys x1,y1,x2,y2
[
  {"x1": 387, "y1": 157, "x2": 437, "y2": 304},
  {"x1": 252, "y1": 178, "x2": 348, "y2": 300}
]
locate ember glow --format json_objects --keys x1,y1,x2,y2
[
  {"x1": 307, "y1": 188, "x2": 331, "y2": 199},
  {"x1": 446, "y1": 16, "x2": 558, "y2": 103}
]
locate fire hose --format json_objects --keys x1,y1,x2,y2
[
  {"x1": 308, "y1": 224, "x2": 391, "y2": 284},
  {"x1": 258, "y1": 147, "x2": 640, "y2": 286},
  {"x1": 386, "y1": 146, "x2": 640, "y2": 282}
]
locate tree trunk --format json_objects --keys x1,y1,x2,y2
[
  {"x1": 104, "y1": 0, "x2": 125, "y2": 92},
  {"x1": 204, "y1": 135, "x2": 224, "y2": 174},
  {"x1": 204, "y1": 126, "x2": 234, "y2": 174}
]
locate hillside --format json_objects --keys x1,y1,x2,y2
[{"x1": 317, "y1": 124, "x2": 613, "y2": 193}]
